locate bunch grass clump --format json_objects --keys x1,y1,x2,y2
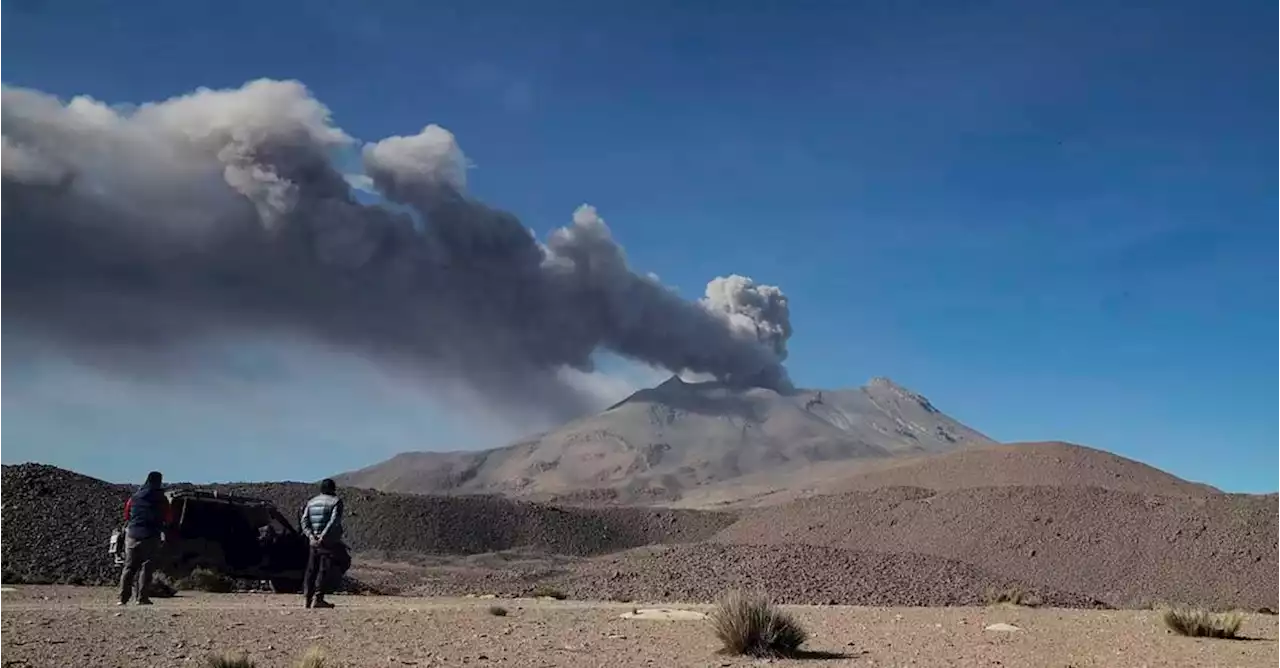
[
  {"x1": 708, "y1": 589, "x2": 808, "y2": 657},
  {"x1": 206, "y1": 653, "x2": 255, "y2": 668},
  {"x1": 1162, "y1": 606, "x2": 1244, "y2": 639},
  {"x1": 295, "y1": 646, "x2": 329, "y2": 668},
  {"x1": 984, "y1": 585, "x2": 1038, "y2": 607},
  {"x1": 529, "y1": 585, "x2": 567, "y2": 600},
  {"x1": 179, "y1": 568, "x2": 235, "y2": 593}
]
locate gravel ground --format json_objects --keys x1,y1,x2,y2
[
  {"x1": 349, "y1": 544, "x2": 1106, "y2": 608},
  {"x1": 2, "y1": 586, "x2": 1275, "y2": 668}
]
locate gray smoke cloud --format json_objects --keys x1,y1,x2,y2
[{"x1": 1, "y1": 79, "x2": 793, "y2": 421}]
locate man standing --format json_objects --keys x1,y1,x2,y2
[
  {"x1": 300, "y1": 478, "x2": 344, "y2": 609},
  {"x1": 119, "y1": 471, "x2": 172, "y2": 606}
]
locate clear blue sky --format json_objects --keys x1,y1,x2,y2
[{"x1": 3, "y1": 0, "x2": 1275, "y2": 492}]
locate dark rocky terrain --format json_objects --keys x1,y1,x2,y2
[
  {"x1": 1, "y1": 462, "x2": 131, "y2": 587},
  {"x1": 0, "y1": 463, "x2": 731, "y2": 588}
]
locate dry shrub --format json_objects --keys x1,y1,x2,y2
[
  {"x1": 145, "y1": 573, "x2": 178, "y2": 598},
  {"x1": 1162, "y1": 606, "x2": 1244, "y2": 639},
  {"x1": 206, "y1": 652, "x2": 255, "y2": 668},
  {"x1": 179, "y1": 568, "x2": 236, "y2": 593},
  {"x1": 295, "y1": 646, "x2": 329, "y2": 668},
  {"x1": 338, "y1": 576, "x2": 390, "y2": 596},
  {"x1": 529, "y1": 585, "x2": 567, "y2": 600},
  {"x1": 487, "y1": 605, "x2": 509, "y2": 616},
  {"x1": 709, "y1": 589, "x2": 808, "y2": 658},
  {"x1": 985, "y1": 585, "x2": 1038, "y2": 607}
]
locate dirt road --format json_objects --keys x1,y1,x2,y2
[{"x1": 2, "y1": 587, "x2": 1275, "y2": 667}]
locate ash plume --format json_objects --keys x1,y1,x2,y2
[{"x1": 1, "y1": 79, "x2": 792, "y2": 420}]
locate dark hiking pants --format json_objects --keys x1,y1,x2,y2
[
  {"x1": 303, "y1": 544, "x2": 334, "y2": 604},
  {"x1": 119, "y1": 535, "x2": 161, "y2": 604}
]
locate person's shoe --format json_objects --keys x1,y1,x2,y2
[
  {"x1": 136, "y1": 598, "x2": 153, "y2": 606},
  {"x1": 304, "y1": 598, "x2": 313, "y2": 609},
  {"x1": 116, "y1": 600, "x2": 129, "y2": 606},
  {"x1": 312, "y1": 598, "x2": 335, "y2": 609}
]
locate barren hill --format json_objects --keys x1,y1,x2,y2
[
  {"x1": 829, "y1": 441, "x2": 1222, "y2": 495},
  {"x1": 667, "y1": 441, "x2": 1221, "y2": 508},
  {"x1": 338, "y1": 376, "x2": 996, "y2": 502},
  {"x1": 715, "y1": 484, "x2": 1278, "y2": 610}
]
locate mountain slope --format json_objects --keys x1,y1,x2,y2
[
  {"x1": 667, "y1": 441, "x2": 1221, "y2": 508},
  {"x1": 715, "y1": 485, "x2": 1277, "y2": 610},
  {"x1": 338, "y1": 376, "x2": 997, "y2": 501}
]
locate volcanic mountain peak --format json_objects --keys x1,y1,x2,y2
[
  {"x1": 866, "y1": 376, "x2": 940, "y2": 413},
  {"x1": 339, "y1": 375, "x2": 998, "y2": 502},
  {"x1": 614, "y1": 373, "x2": 775, "y2": 399}
]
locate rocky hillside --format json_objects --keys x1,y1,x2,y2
[
  {"x1": 716, "y1": 485, "x2": 1277, "y2": 610},
  {"x1": 0, "y1": 463, "x2": 732, "y2": 587},
  {"x1": 338, "y1": 376, "x2": 996, "y2": 502}
]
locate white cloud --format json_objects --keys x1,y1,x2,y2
[{"x1": 343, "y1": 173, "x2": 376, "y2": 193}]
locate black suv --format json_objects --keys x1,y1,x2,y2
[{"x1": 110, "y1": 489, "x2": 349, "y2": 593}]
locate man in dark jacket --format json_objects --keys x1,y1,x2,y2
[
  {"x1": 300, "y1": 478, "x2": 345, "y2": 609},
  {"x1": 119, "y1": 471, "x2": 172, "y2": 606}
]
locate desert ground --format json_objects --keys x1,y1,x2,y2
[{"x1": 1, "y1": 587, "x2": 1275, "y2": 668}]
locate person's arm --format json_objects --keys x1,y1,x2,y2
[
  {"x1": 318, "y1": 498, "x2": 343, "y2": 542},
  {"x1": 160, "y1": 497, "x2": 174, "y2": 540},
  {"x1": 123, "y1": 497, "x2": 133, "y2": 523},
  {"x1": 300, "y1": 502, "x2": 316, "y2": 541}
]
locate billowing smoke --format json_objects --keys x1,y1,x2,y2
[{"x1": 1, "y1": 79, "x2": 793, "y2": 421}]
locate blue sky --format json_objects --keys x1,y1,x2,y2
[{"x1": 3, "y1": 0, "x2": 1275, "y2": 492}]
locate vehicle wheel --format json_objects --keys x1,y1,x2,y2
[{"x1": 269, "y1": 578, "x2": 302, "y2": 594}]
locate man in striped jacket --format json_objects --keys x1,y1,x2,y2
[{"x1": 299, "y1": 478, "x2": 344, "y2": 609}]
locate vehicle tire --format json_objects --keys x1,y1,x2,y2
[{"x1": 269, "y1": 578, "x2": 302, "y2": 594}]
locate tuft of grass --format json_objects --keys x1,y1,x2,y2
[
  {"x1": 145, "y1": 573, "x2": 178, "y2": 598},
  {"x1": 487, "y1": 605, "x2": 509, "y2": 617},
  {"x1": 179, "y1": 568, "x2": 236, "y2": 593},
  {"x1": 985, "y1": 585, "x2": 1037, "y2": 607},
  {"x1": 529, "y1": 585, "x2": 568, "y2": 600},
  {"x1": 294, "y1": 646, "x2": 329, "y2": 668},
  {"x1": 1162, "y1": 606, "x2": 1244, "y2": 639},
  {"x1": 708, "y1": 589, "x2": 808, "y2": 658},
  {"x1": 206, "y1": 652, "x2": 256, "y2": 668}
]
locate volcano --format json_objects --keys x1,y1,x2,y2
[{"x1": 337, "y1": 376, "x2": 996, "y2": 503}]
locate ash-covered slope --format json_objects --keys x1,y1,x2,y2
[{"x1": 338, "y1": 376, "x2": 996, "y2": 501}]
